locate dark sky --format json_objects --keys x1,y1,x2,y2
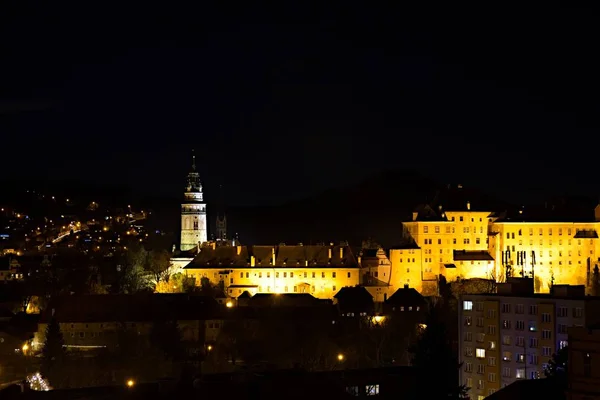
[{"x1": 1, "y1": 3, "x2": 599, "y2": 206}]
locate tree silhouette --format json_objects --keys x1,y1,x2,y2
[
  {"x1": 544, "y1": 345, "x2": 568, "y2": 388},
  {"x1": 409, "y1": 301, "x2": 469, "y2": 399},
  {"x1": 41, "y1": 317, "x2": 66, "y2": 387}
]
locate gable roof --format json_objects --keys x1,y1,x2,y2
[
  {"x1": 185, "y1": 244, "x2": 359, "y2": 269},
  {"x1": 386, "y1": 287, "x2": 425, "y2": 305},
  {"x1": 334, "y1": 286, "x2": 373, "y2": 302}
]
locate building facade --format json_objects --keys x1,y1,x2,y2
[
  {"x1": 567, "y1": 325, "x2": 600, "y2": 400},
  {"x1": 180, "y1": 152, "x2": 207, "y2": 251},
  {"x1": 183, "y1": 244, "x2": 361, "y2": 300},
  {"x1": 396, "y1": 199, "x2": 600, "y2": 294},
  {"x1": 458, "y1": 279, "x2": 600, "y2": 400}
]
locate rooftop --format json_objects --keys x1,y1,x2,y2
[{"x1": 185, "y1": 244, "x2": 359, "y2": 269}]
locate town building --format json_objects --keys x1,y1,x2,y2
[
  {"x1": 183, "y1": 244, "x2": 360, "y2": 300},
  {"x1": 458, "y1": 278, "x2": 600, "y2": 400},
  {"x1": 0, "y1": 256, "x2": 23, "y2": 282},
  {"x1": 567, "y1": 325, "x2": 600, "y2": 400},
  {"x1": 397, "y1": 193, "x2": 600, "y2": 295},
  {"x1": 32, "y1": 294, "x2": 220, "y2": 352}
]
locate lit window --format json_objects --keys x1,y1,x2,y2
[
  {"x1": 463, "y1": 301, "x2": 473, "y2": 311},
  {"x1": 366, "y1": 384, "x2": 379, "y2": 396},
  {"x1": 476, "y1": 348, "x2": 486, "y2": 358}
]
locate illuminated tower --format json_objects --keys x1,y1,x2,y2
[{"x1": 180, "y1": 150, "x2": 207, "y2": 251}]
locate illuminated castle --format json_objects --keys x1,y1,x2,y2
[
  {"x1": 386, "y1": 194, "x2": 600, "y2": 295},
  {"x1": 176, "y1": 177, "x2": 600, "y2": 299}
]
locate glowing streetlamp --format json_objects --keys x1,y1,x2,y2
[
  {"x1": 207, "y1": 345, "x2": 213, "y2": 351},
  {"x1": 22, "y1": 343, "x2": 29, "y2": 354},
  {"x1": 337, "y1": 353, "x2": 345, "y2": 361},
  {"x1": 126, "y1": 379, "x2": 135, "y2": 388},
  {"x1": 225, "y1": 301, "x2": 233, "y2": 308}
]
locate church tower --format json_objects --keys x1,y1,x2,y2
[
  {"x1": 215, "y1": 184, "x2": 227, "y2": 240},
  {"x1": 180, "y1": 150, "x2": 207, "y2": 251}
]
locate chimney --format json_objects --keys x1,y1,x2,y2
[
  {"x1": 466, "y1": 201, "x2": 471, "y2": 211},
  {"x1": 250, "y1": 255, "x2": 255, "y2": 267},
  {"x1": 340, "y1": 247, "x2": 344, "y2": 259},
  {"x1": 404, "y1": 284, "x2": 409, "y2": 289},
  {"x1": 305, "y1": 260, "x2": 308, "y2": 266},
  {"x1": 328, "y1": 248, "x2": 332, "y2": 259},
  {"x1": 236, "y1": 245, "x2": 242, "y2": 255}
]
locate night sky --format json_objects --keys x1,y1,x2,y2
[{"x1": 1, "y1": 3, "x2": 599, "y2": 206}]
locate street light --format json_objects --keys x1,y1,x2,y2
[
  {"x1": 126, "y1": 379, "x2": 135, "y2": 388},
  {"x1": 337, "y1": 353, "x2": 345, "y2": 361},
  {"x1": 225, "y1": 301, "x2": 233, "y2": 308}
]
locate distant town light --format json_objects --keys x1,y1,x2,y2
[
  {"x1": 126, "y1": 379, "x2": 135, "y2": 388},
  {"x1": 337, "y1": 353, "x2": 345, "y2": 361},
  {"x1": 225, "y1": 301, "x2": 233, "y2": 308}
]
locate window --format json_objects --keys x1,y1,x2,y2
[
  {"x1": 366, "y1": 384, "x2": 379, "y2": 396},
  {"x1": 487, "y1": 309, "x2": 496, "y2": 318},
  {"x1": 502, "y1": 351, "x2": 511, "y2": 361},
  {"x1": 542, "y1": 347, "x2": 551, "y2": 357},
  {"x1": 488, "y1": 357, "x2": 496, "y2": 366},
  {"x1": 530, "y1": 337, "x2": 538, "y2": 348},
  {"x1": 542, "y1": 330, "x2": 551, "y2": 339},
  {"x1": 542, "y1": 313, "x2": 551, "y2": 323},
  {"x1": 488, "y1": 373, "x2": 496, "y2": 382},
  {"x1": 489, "y1": 341, "x2": 496, "y2": 350},
  {"x1": 516, "y1": 368, "x2": 525, "y2": 379},
  {"x1": 528, "y1": 321, "x2": 537, "y2": 331},
  {"x1": 463, "y1": 300, "x2": 473, "y2": 311},
  {"x1": 465, "y1": 332, "x2": 473, "y2": 341},
  {"x1": 435, "y1": 226, "x2": 440, "y2": 233},
  {"x1": 465, "y1": 316, "x2": 472, "y2": 326},
  {"x1": 502, "y1": 304, "x2": 511, "y2": 313},
  {"x1": 502, "y1": 335, "x2": 511, "y2": 345},
  {"x1": 516, "y1": 320, "x2": 525, "y2": 330},
  {"x1": 476, "y1": 348, "x2": 486, "y2": 358},
  {"x1": 424, "y1": 226, "x2": 429, "y2": 233},
  {"x1": 487, "y1": 325, "x2": 496, "y2": 335},
  {"x1": 502, "y1": 367, "x2": 511, "y2": 377},
  {"x1": 502, "y1": 320, "x2": 511, "y2": 329}
]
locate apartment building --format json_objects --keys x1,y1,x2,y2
[
  {"x1": 458, "y1": 278, "x2": 600, "y2": 400},
  {"x1": 567, "y1": 325, "x2": 600, "y2": 400}
]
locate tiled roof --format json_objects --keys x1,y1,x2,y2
[
  {"x1": 386, "y1": 287, "x2": 425, "y2": 305},
  {"x1": 185, "y1": 245, "x2": 359, "y2": 269}
]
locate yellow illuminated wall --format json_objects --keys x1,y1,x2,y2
[
  {"x1": 396, "y1": 207, "x2": 600, "y2": 294},
  {"x1": 492, "y1": 222, "x2": 597, "y2": 293},
  {"x1": 184, "y1": 245, "x2": 361, "y2": 300}
]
